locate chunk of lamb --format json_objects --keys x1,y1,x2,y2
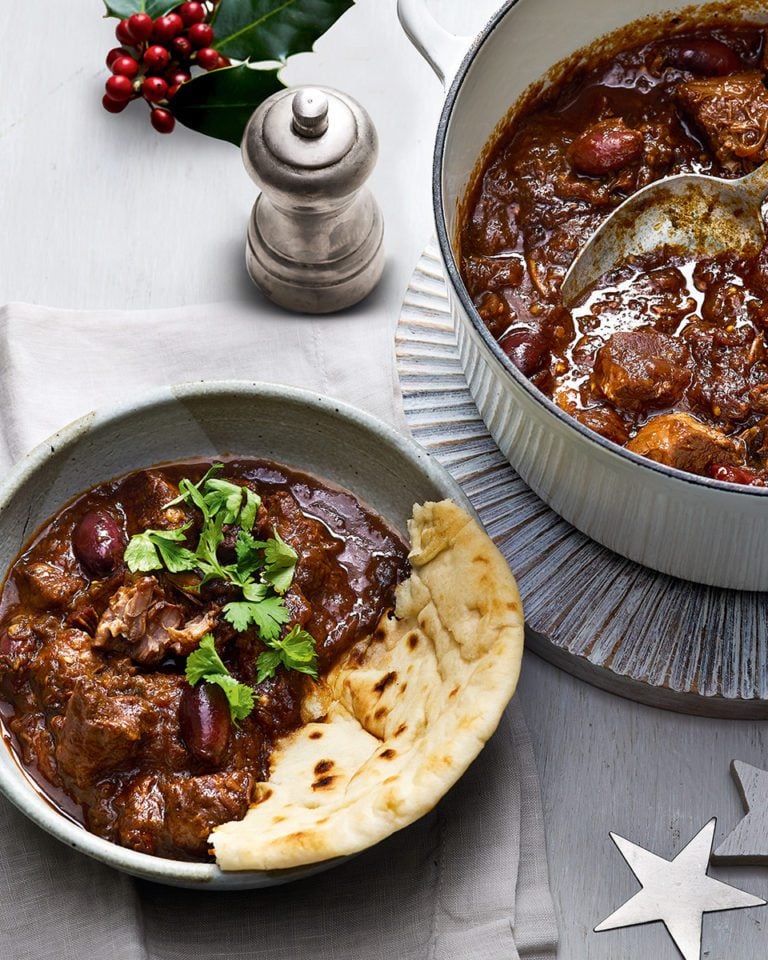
[
  {"x1": 28, "y1": 628, "x2": 101, "y2": 713},
  {"x1": 593, "y1": 330, "x2": 691, "y2": 412},
  {"x1": 117, "y1": 771, "x2": 253, "y2": 859},
  {"x1": 95, "y1": 576, "x2": 217, "y2": 665},
  {"x1": 18, "y1": 561, "x2": 85, "y2": 610},
  {"x1": 675, "y1": 73, "x2": 768, "y2": 170},
  {"x1": 626, "y1": 412, "x2": 741, "y2": 474},
  {"x1": 55, "y1": 678, "x2": 147, "y2": 790},
  {"x1": 121, "y1": 471, "x2": 189, "y2": 531}
]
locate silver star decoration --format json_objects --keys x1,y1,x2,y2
[
  {"x1": 713, "y1": 761, "x2": 768, "y2": 865},
  {"x1": 595, "y1": 819, "x2": 765, "y2": 960}
]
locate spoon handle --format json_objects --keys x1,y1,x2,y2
[{"x1": 739, "y1": 160, "x2": 768, "y2": 204}]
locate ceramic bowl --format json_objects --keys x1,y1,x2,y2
[
  {"x1": 400, "y1": 0, "x2": 768, "y2": 591},
  {"x1": 0, "y1": 381, "x2": 473, "y2": 888}
]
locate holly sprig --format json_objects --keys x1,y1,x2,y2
[{"x1": 103, "y1": 0, "x2": 354, "y2": 143}]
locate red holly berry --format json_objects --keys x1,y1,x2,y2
[
  {"x1": 111, "y1": 55, "x2": 139, "y2": 78},
  {"x1": 171, "y1": 35, "x2": 193, "y2": 59},
  {"x1": 188, "y1": 23, "x2": 215, "y2": 48},
  {"x1": 166, "y1": 68, "x2": 192, "y2": 87},
  {"x1": 105, "y1": 74, "x2": 134, "y2": 102},
  {"x1": 151, "y1": 108, "x2": 175, "y2": 134},
  {"x1": 153, "y1": 13, "x2": 184, "y2": 41},
  {"x1": 102, "y1": 93, "x2": 128, "y2": 114},
  {"x1": 196, "y1": 47, "x2": 221, "y2": 70},
  {"x1": 106, "y1": 46, "x2": 130, "y2": 68},
  {"x1": 127, "y1": 12, "x2": 154, "y2": 41},
  {"x1": 142, "y1": 76, "x2": 169, "y2": 102},
  {"x1": 178, "y1": 2, "x2": 207, "y2": 26},
  {"x1": 167, "y1": 83, "x2": 181, "y2": 99},
  {"x1": 115, "y1": 20, "x2": 135, "y2": 45},
  {"x1": 143, "y1": 45, "x2": 171, "y2": 72}
]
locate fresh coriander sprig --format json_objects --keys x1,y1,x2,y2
[
  {"x1": 256, "y1": 625, "x2": 319, "y2": 683},
  {"x1": 185, "y1": 634, "x2": 255, "y2": 723},
  {"x1": 164, "y1": 463, "x2": 261, "y2": 531},
  {"x1": 124, "y1": 466, "x2": 318, "y2": 686}
]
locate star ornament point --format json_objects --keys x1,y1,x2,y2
[{"x1": 595, "y1": 819, "x2": 765, "y2": 960}]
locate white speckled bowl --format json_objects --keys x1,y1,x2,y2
[{"x1": 0, "y1": 381, "x2": 473, "y2": 888}]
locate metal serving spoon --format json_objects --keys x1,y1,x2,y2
[{"x1": 559, "y1": 161, "x2": 768, "y2": 308}]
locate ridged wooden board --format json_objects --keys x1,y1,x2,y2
[{"x1": 396, "y1": 242, "x2": 768, "y2": 718}]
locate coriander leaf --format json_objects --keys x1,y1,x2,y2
[
  {"x1": 179, "y1": 477, "x2": 210, "y2": 522},
  {"x1": 203, "y1": 478, "x2": 246, "y2": 524},
  {"x1": 185, "y1": 634, "x2": 227, "y2": 685},
  {"x1": 242, "y1": 580, "x2": 269, "y2": 602},
  {"x1": 124, "y1": 532, "x2": 163, "y2": 572},
  {"x1": 248, "y1": 595, "x2": 292, "y2": 641},
  {"x1": 262, "y1": 530, "x2": 298, "y2": 594},
  {"x1": 124, "y1": 525, "x2": 195, "y2": 573},
  {"x1": 280, "y1": 625, "x2": 319, "y2": 676},
  {"x1": 221, "y1": 601, "x2": 255, "y2": 634},
  {"x1": 195, "y1": 513, "x2": 231, "y2": 584},
  {"x1": 204, "y1": 672, "x2": 255, "y2": 723},
  {"x1": 257, "y1": 625, "x2": 319, "y2": 682},
  {"x1": 239, "y1": 488, "x2": 261, "y2": 533},
  {"x1": 164, "y1": 464, "x2": 224, "y2": 511},
  {"x1": 153, "y1": 537, "x2": 199, "y2": 573},
  {"x1": 185, "y1": 634, "x2": 255, "y2": 724},
  {"x1": 222, "y1": 594, "x2": 290, "y2": 640},
  {"x1": 256, "y1": 649, "x2": 283, "y2": 684},
  {"x1": 234, "y1": 530, "x2": 268, "y2": 582}
]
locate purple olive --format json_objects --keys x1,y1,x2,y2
[
  {"x1": 179, "y1": 682, "x2": 230, "y2": 767},
  {"x1": 72, "y1": 510, "x2": 125, "y2": 578},
  {"x1": 499, "y1": 326, "x2": 549, "y2": 376}
]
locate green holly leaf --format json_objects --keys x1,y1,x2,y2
[
  {"x1": 172, "y1": 64, "x2": 284, "y2": 146},
  {"x1": 104, "y1": 0, "x2": 176, "y2": 19},
  {"x1": 211, "y1": 0, "x2": 354, "y2": 62}
]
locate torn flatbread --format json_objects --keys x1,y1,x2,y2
[{"x1": 212, "y1": 499, "x2": 524, "y2": 871}]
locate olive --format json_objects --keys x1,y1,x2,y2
[
  {"x1": 568, "y1": 119, "x2": 644, "y2": 177},
  {"x1": 72, "y1": 510, "x2": 125, "y2": 578},
  {"x1": 660, "y1": 38, "x2": 742, "y2": 76},
  {"x1": 179, "y1": 682, "x2": 230, "y2": 767},
  {"x1": 499, "y1": 327, "x2": 548, "y2": 376}
]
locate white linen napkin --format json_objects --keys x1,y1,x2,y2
[{"x1": 0, "y1": 300, "x2": 558, "y2": 960}]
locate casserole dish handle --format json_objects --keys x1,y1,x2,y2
[{"x1": 397, "y1": 0, "x2": 472, "y2": 87}]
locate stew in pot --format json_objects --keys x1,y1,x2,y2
[{"x1": 461, "y1": 23, "x2": 768, "y2": 485}]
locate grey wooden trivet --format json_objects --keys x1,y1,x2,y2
[
  {"x1": 396, "y1": 241, "x2": 768, "y2": 719},
  {"x1": 713, "y1": 762, "x2": 768, "y2": 864}
]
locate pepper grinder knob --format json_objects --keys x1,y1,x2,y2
[
  {"x1": 292, "y1": 89, "x2": 329, "y2": 138},
  {"x1": 241, "y1": 85, "x2": 385, "y2": 314}
]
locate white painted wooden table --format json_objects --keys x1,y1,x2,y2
[{"x1": 1, "y1": 1, "x2": 767, "y2": 956}]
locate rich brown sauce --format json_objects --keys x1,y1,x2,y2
[
  {"x1": 461, "y1": 24, "x2": 768, "y2": 484},
  {"x1": 0, "y1": 459, "x2": 408, "y2": 861}
]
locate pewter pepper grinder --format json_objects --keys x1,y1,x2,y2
[{"x1": 241, "y1": 86, "x2": 384, "y2": 314}]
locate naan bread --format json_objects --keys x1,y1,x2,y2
[{"x1": 212, "y1": 499, "x2": 524, "y2": 871}]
